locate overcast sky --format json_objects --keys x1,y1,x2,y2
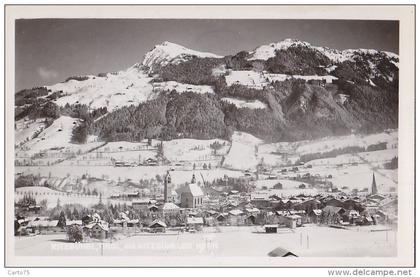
[{"x1": 15, "y1": 19, "x2": 399, "y2": 92}]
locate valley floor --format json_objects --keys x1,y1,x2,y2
[{"x1": 15, "y1": 225, "x2": 396, "y2": 258}]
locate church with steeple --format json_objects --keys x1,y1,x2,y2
[{"x1": 371, "y1": 172, "x2": 378, "y2": 195}]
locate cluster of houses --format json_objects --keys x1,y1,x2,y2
[
  {"x1": 15, "y1": 172, "x2": 398, "y2": 239},
  {"x1": 110, "y1": 173, "x2": 397, "y2": 233}
]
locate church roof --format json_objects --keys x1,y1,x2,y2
[{"x1": 184, "y1": 183, "x2": 204, "y2": 197}]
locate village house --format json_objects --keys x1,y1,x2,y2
[
  {"x1": 162, "y1": 202, "x2": 180, "y2": 215},
  {"x1": 149, "y1": 219, "x2": 166, "y2": 233},
  {"x1": 250, "y1": 192, "x2": 271, "y2": 208},
  {"x1": 132, "y1": 199, "x2": 155, "y2": 211},
  {"x1": 293, "y1": 198, "x2": 321, "y2": 213},
  {"x1": 228, "y1": 209, "x2": 245, "y2": 225},
  {"x1": 187, "y1": 217, "x2": 204, "y2": 231},
  {"x1": 322, "y1": 206, "x2": 346, "y2": 224},
  {"x1": 309, "y1": 209, "x2": 322, "y2": 224},
  {"x1": 216, "y1": 213, "x2": 228, "y2": 224},
  {"x1": 83, "y1": 221, "x2": 109, "y2": 239}
]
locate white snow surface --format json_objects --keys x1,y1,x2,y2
[
  {"x1": 142, "y1": 41, "x2": 222, "y2": 69},
  {"x1": 247, "y1": 38, "x2": 399, "y2": 67},
  {"x1": 223, "y1": 132, "x2": 263, "y2": 171},
  {"x1": 15, "y1": 119, "x2": 46, "y2": 146},
  {"x1": 163, "y1": 138, "x2": 230, "y2": 163},
  {"x1": 153, "y1": 81, "x2": 214, "y2": 94},
  {"x1": 17, "y1": 116, "x2": 103, "y2": 156},
  {"x1": 221, "y1": 97, "x2": 267, "y2": 109},
  {"x1": 22, "y1": 116, "x2": 77, "y2": 153},
  {"x1": 47, "y1": 66, "x2": 155, "y2": 112},
  {"x1": 225, "y1": 70, "x2": 337, "y2": 89}
]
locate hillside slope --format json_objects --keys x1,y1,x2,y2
[{"x1": 15, "y1": 39, "x2": 399, "y2": 148}]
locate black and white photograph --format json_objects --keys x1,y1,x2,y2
[{"x1": 4, "y1": 4, "x2": 415, "y2": 268}]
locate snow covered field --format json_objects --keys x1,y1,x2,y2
[
  {"x1": 223, "y1": 132, "x2": 262, "y2": 171},
  {"x1": 224, "y1": 70, "x2": 337, "y2": 89},
  {"x1": 15, "y1": 186, "x2": 130, "y2": 209},
  {"x1": 15, "y1": 225, "x2": 396, "y2": 258},
  {"x1": 15, "y1": 166, "x2": 244, "y2": 186},
  {"x1": 153, "y1": 81, "x2": 214, "y2": 94},
  {"x1": 163, "y1": 138, "x2": 229, "y2": 163},
  {"x1": 221, "y1": 97, "x2": 267, "y2": 109},
  {"x1": 17, "y1": 116, "x2": 104, "y2": 156},
  {"x1": 48, "y1": 67, "x2": 156, "y2": 112},
  {"x1": 15, "y1": 118, "x2": 46, "y2": 146},
  {"x1": 295, "y1": 131, "x2": 398, "y2": 155}
]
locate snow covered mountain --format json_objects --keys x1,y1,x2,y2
[
  {"x1": 142, "y1": 41, "x2": 223, "y2": 71},
  {"x1": 248, "y1": 38, "x2": 399, "y2": 65},
  {"x1": 15, "y1": 39, "x2": 399, "y2": 150}
]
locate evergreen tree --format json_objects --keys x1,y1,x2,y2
[{"x1": 57, "y1": 210, "x2": 67, "y2": 228}]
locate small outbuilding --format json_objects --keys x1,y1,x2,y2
[
  {"x1": 268, "y1": 247, "x2": 298, "y2": 257},
  {"x1": 264, "y1": 224, "x2": 278, "y2": 233}
]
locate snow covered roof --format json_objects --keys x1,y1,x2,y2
[
  {"x1": 84, "y1": 221, "x2": 109, "y2": 231},
  {"x1": 245, "y1": 207, "x2": 260, "y2": 213},
  {"x1": 323, "y1": 206, "x2": 345, "y2": 215},
  {"x1": 27, "y1": 220, "x2": 58, "y2": 228},
  {"x1": 229, "y1": 209, "x2": 244, "y2": 216},
  {"x1": 162, "y1": 202, "x2": 180, "y2": 210},
  {"x1": 286, "y1": 215, "x2": 302, "y2": 219},
  {"x1": 187, "y1": 217, "x2": 204, "y2": 224},
  {"x1": 184, "y1": 183, "x2": 204, "y2": 197},
  {"x1": 264, "y1": 224, "x2": 278, "y2": 228},
  {"x1": 311, "y1": 209, "x2": 322, "y2": 216},
  {"x1": 66, "y1": 220, "x2": 83, "y2": 226},
  {"x1": 149, "y1": 219, "x2": 167, "y2": 228}
]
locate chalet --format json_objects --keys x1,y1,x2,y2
[
  {"x1": 127, "y1": 219, "x2": 139, "y2": 227},
  {"x1": 343, "y1": 199, "x2": 361, "y2": 210},
  {"x1": 228, "y1": 209, "x2": 245, "y2": 225},
  {"x1": 309, "y1": 209, "x2": 322, "y2": 223},
  {"x1": 204, "y1": 210, "x2": 218, "y2": 217},
  {"x1": 180, "y1": 175, "x2": 204, "y2": 208},
  {"x1": 343, "y1": 210, "x2": 360, "y2": 224},
  {"x1": 162, "y1": 202, "x2": 180, "y2": 215},
  {"x1": 216, "y1": 213, "x2": 228, "y2": 223},
  {"x1": 187, "y1": 217, "x2": 204, "y2": 231},
  {"x1": 322, "y1": 206, "x2": 345, "y2": 216},
  {"x1": 66, "y1": 220, "x2": 83, "y2": 227},
  {"x1": 250, "y1": 193, "x2": 271, "y2": 208},
  {"x1": 324, "y1": 198, "x2": 344, "y2": 208},
  {"x1": 148, "y1": 204, "x2": 159, "y2": 212},
  {"x1": 127, "y1": 192, "x2": 140, "y2": 199},
  {"x1": 84, "y1": 222, "x2": 109, "y2": 239},
  {"x1": 132, "y1": 199, "x2": 154, "y2": 211},
  {"x1": 368, "y1": 194, "x2": 386, "y2": 202},
  {"x1": 293, "y1": 199, "x2": 321, "y2": 213},
  {"x1": 26, "y1": 220, "x2": 59, "y2": 233},
  {"x1": 322, "y1": 206, "x2": 346, "y2": 225},
  {"x1": 245, "y1": 207, "x2": 260, "y2": 215},
  {"x1": 284, "y1": 215, "x2": 302, "y2": 229},
  {"x1": 245, "y1": 214, "x2": 257, "y2": 225},
  {"x1": 149, "y1": 219, "x2": 166, "y2": 233}
]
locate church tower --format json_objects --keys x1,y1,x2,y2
[
  {"x1": 164, "y1": 171, "x2": 171, "y2": 203},
  {"x1": 371, "y1": 172, "x2": 378, "y2": 195}
]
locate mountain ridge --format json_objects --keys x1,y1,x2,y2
[{"x1": 15, "y1": 39, "x2": 399, "y2": 147}]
